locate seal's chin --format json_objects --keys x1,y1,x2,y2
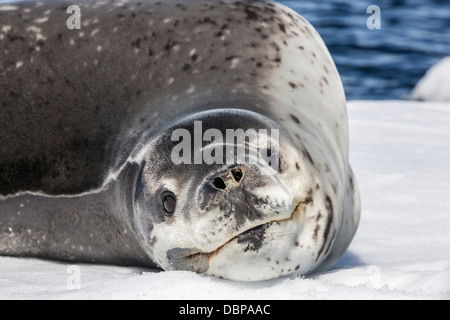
[{"x1": 166, "y1": 204, "x2": 302, "y2": 276}]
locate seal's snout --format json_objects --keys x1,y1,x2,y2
[
  {"x1": 198, "y1": 159, "x2": 291, "y2": 215},
  {"x1": 211, "y1": 166, "x2": 246, "y2": 192}
]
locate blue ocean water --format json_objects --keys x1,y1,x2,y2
[{"x1": 280, "y1": 0, "x2": 450, "y2": 100}]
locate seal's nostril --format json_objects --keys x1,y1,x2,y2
[
  {"x1": 231, "y1": 168, "x2": 243, "y2": 184},
  {"x1": 212, "y1": 177, "x2": 227, "y2": 190}
]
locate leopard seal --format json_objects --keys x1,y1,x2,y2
[{"x1": 0, "y1": 0, "x2": 361, "y2": 281}]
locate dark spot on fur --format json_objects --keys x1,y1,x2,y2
[
  {"x1": 313, "y1": 225, "x2": 320, "y2": 241},
  {"x1": 315, "y1": 211, "x2": 322, "y2": 222},
  {"x1": 278, "y1": 23, "x2": 286, "y2": 33},
  {"x1": 289, "y1": 82, "x2": 297, "y2": 89},
  {"x1": 301, "y1": 188, "x2": 314, "y2": 206},
  {"x1": 237, "y1": 223, "x2": 269, "y2": 252},
  {"x1": 131, "y1": 38, "x2": 141, "y2": 48},
  {"x1": 182, "y1": 64, "x2": 191, "y2": 71},
  {"x1": 290, "y1": 114, "x2": 301, "y2": 124},
  {"x1": 164, "y1": 39, "x2": 177, "y2": 51},
  {"x1": 271, "y1": 41, "x2": 281, "y2": 52},
  {"x1": 175, "y1": 3, "x2": 185, "y2": 9},
  {"x1": 295, "y1": 162, "x2": 300, "y2": 171},
  {"x1": 198, "y1": 17, "x2": 217, "y2": 25},
  {"x1": 295, "y1": 265, "x2": 300, "y2": 271},
  {"x1": 316, "y1": 196, "x2": 334, "y2": 261},
  {"x1": 243, "y1": 5, "x2": 258, "y2": 21},
  {"x1": 303, "y1": 148, "x2": 314, "y2": 166}
]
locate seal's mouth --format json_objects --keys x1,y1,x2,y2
[{"x1": 166, "y1": 203, "x2": 302, "y2": 273}]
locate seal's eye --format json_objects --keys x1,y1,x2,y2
[{"x1": 162, "y1": 192, "x2": 177, "y2": 216}]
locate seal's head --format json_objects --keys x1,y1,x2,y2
[{"x1": 131, "y1": 109, "x2": 336, "y2": 281}]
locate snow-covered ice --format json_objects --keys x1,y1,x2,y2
[
  {"x1": 411, "y1": 57, "x2": 450, "y2": 103},
  {"x1": 1, "y1": 100, "x2": 449, "y2": 300}
]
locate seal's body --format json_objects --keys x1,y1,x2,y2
[{"x1": 0, "y1": 0, "x2": 360, "y2": 281}]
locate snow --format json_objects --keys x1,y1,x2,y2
[
  {"x1": 411, "y1": 57, "x2": 450, "y2": 103},
  {"x1": 1, "y1": 100, "x2": 450, "y2": 300}
]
